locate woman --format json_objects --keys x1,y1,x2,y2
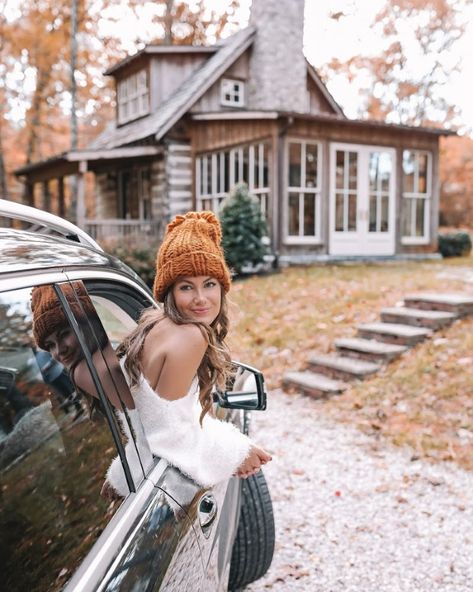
[{"x1": 105, "y1": 211, "x2": 271, "y2": 496}]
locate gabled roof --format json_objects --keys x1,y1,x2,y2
[
  {"x1": 306, "y1": 61, "x2": 345, "y2": 117},
  {"x1": 90, "y1": 27, "x2": 257, "y2": 150},
  {"x1": 104, "y1": 45, "x2": 218, "y2": 76}
]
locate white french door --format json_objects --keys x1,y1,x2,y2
[{"x1": 329, "y1": 143, "x2": 396, "y2": 256}]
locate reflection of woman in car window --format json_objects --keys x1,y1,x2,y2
[
  {"x1": 31, "y1": 283, "x2": 131, "y2": 416},
  {"x1": 106, "y1": 212, "x2": 271, "y2": 496}
]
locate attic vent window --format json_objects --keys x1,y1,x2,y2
[
  {"x1": 117, "y1": 69, "x2": 150, "y2": 125},
  {"x1": 221, "y1": 78, "x2": 245, "y2": 107}
]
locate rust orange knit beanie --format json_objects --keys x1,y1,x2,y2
[
  {"x1": 31, "y1": 282, "x2": 95, "y2": 350},
  {"x1": 153, "y1": 211, "x2": 231, "y2": 302}
]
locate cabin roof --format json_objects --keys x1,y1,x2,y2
[
  {"x1": 104, "y1": 44, "x2": 218, "y2": 76},
  {"x1": 90, "y1": 27, "x2": 257, "y2": 150}
]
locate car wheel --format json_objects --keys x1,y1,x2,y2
[{"x1": 228, "y1": 469, "x2": 275, "y2": 591}]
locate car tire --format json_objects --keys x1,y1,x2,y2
[{"x1": 228, "y1": 469, "x2": 275, "y2": 591}]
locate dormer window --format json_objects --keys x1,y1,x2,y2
[
  {"x1": 221, "y1": 78, "x2": 245, "y2": 107},
  {"x1": 117, "y1": 69, "x2": 149, "y2": 125}
]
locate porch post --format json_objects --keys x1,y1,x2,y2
[
  {"x1": 58, "y1": 177, "x2": 65, "y2": 217},
  {"x1": 23, "y1": 181, "x2": 34, "y2": 207},
  {"x1": 76, "y1": 160, "x2": 87, "y2": 229},
  {"x1": 42, "y1": 180, "x2": 51, "y2": 212}
]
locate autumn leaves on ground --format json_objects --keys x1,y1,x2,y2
[{"x1": 228, "y1": 257, "x2": 473, "y2": 473}]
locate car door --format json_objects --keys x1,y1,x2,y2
[
  {"x1": 58, "y1": 278, "x2": 208, "y2": 591},
  {"x1": 66, "y1": 274, "x2": 243, "y2": 590}
]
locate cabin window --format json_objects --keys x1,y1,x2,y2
[
  {"x1": 401, "y1": 150, "x2": 431, "y2": 243},
  {"x1": 285, "y1": 140, "x2": 322, "y2": 242},
  {"x1": 196, "y1": 142, "x2": 270, "y2": 217},
  {"x1": 220, "y1": 79, "x2": 245, "y2": 107},
  {"x1": 117, "y1": 69, "x2": 149, "y2": 125}
]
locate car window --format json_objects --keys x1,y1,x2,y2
[
  {"x1": 0, "y1": 285, "x2": 132, "y2": 592},
  {"x1": 63, "y1": 280, "x2": 155, "y2": 480}
]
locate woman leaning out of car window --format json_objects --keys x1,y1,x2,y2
[{"x1": 103, "y1": 211, "x2": 272, "y2": 497}]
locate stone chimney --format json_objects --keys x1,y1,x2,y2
[{"x1": 247, "y1": 0, "x2": 307, "y2": 113}]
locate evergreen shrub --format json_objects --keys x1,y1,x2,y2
[
  {"x1": 438, "y1": 231, "x2": 472, "y2": 257},
  {"x1": 220, "y1": 183, "x2": 269, "y2": 274}
]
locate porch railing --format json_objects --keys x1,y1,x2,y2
[{"x1": 84, "y1": 218, "x2": 165, "y2": 243}]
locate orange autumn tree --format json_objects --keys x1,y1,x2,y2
[
  {"x1": 1, "y1": 0, "x2": 241, "y2": 202},
  {"x1": 320, "y1": 0, "x2": 466, "y2": 127}
]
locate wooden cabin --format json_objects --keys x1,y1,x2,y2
[{"x1": 15, "y1": 0, "x2": 454, "y2": 262}]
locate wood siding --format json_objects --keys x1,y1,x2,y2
[
  {"x1": 190, "y1": 50, "x2": 251, "y2": 113},
  {"x1": 150, "y1": 54, "x2": 209, "y2": 112},
  {"x1": 307, "y1": 75, "x2": 337, "y2": 115},
  {"x1": 190, "y1": 119, "x2": 277, "y2": 154}
]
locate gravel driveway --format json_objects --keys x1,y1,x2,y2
[{"x1": 246, "y1": 389, "x2": 473, "y2": 592}]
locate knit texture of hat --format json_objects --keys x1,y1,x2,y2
[
  {"x1": 153, "y1": 211, "x2": 231, "y2": 302},
  {"x1": 31, "y1": 282, "x2": 95, "y2": 350}
]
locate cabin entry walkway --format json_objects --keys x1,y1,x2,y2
[{"x1": 283, "y1": 293, "x2": 473, "y2": 398}]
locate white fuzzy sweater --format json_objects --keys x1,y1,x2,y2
[{"x1": 106, "y1": 370, "x2": 252, "y2": 496}]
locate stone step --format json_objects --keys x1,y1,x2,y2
[
  {"x1": 380, "y1": 307, "x2": 457, "y2": 330},
  {"x1": 334, "y1": 337, "x2": 408, "y2": 363},
  {"x1": 307, "y1": 353, "x2": 381, "y2": 381},
  {"x1": 404, "y1": 293, "x2": 473, "y2": 317},
  {"x1": 357, "y1": 322, "x2": 432, "y2": 346},
  {"x1": 283, "y1": 371, "x2": 348, "y2": 399}
]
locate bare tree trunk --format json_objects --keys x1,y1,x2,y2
[
  {"x1": 69, "y1": 0, "x2": 79, "y2": 222},
  {"x1": 0, "y1": 124, "x2": 8, "y2": 200},
  {"x1": 164, "y1": 0, "x2": 174, "y2": 44}
]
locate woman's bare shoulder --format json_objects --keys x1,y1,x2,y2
[{"x1": 148, "y1": 317, "x2": 206, "y2": 348}]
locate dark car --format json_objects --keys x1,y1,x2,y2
[{"x1": 0, "y1": 199, "x2": 274, "y2": 592}]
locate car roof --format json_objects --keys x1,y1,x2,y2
[{"x1": 0, "y1": 228, "x2": 131, "y2": 277}]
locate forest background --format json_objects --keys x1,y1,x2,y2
[{"x1": 0, "y1": 0, "x2": 472, "y2": 228}]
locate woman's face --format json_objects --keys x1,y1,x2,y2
[
  {"x1": 43, "y1": 326, "x2": 82, "y2": 370},
  {"x1": 172, "y1": 275, "x2": 222, "y2": 325}
]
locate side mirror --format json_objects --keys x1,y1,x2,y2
[{"x1": 214, "y1": 361, "x2": 267, "y2": 411}]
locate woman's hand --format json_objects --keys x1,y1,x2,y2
[{"x1": 236, "y1": 445, "x2": 272, "y2": 479}]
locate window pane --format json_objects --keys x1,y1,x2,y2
[
  {"x1": 0, "y1": 286, "x2": 125, "y2": 592},
  {"x1": 403, "y1": 150, "x2": 415, "y2": 193},
  {"x1": 379, "y1": 152, "x2": 392, "y2": 192},
  {"x1": 418, "y1": 153, "x2": 428, "y2": 194},
  {"x1": 233, "y1": 150, "x2": 240, "y2": 184},
  {"x1": 335, "y1": 151, "x2": 345, "y2": 190},
  {"x1": 380, "y1": 195, "x2": 389, "y2": 232},
  {"x1": 207, "y1": 156, "x2": 213, "y2": 195},
  {"x1": 289, "y1": 142, "x2": 301, "y2": 187},
  {"x1": 348, "y1": 152, "x2": 357, "y2": 190},
  {"x1": 305, "y1": 144, "x2": 318, "y2": 188},
  {"x1": 369, "y1": 194, "x2": 377, "y2": 232},
  {"x1": 402, "y1": 197, "x2": 414, "y2": 236},
  {"x1": 243, "y1": 147, "x2": 249, "y2": 185},
  {"x1": 369, "y1": 153, "x2": 379, "y2": 192},
  {"x1": 348, "y1": 195, "x2": 357, "y2": 231},
  {"x1": 335, "y1": 193, "x2": 344, "y2": 231},
  {"x1": 303, "y1": 194, "x2": 315, "y2": 236},
  {"x1": 224, "y1": 152, "x2": 230, "y2": 193},
  {"x1": 263, "y1": 144, "x2": 269, "y2": 188},
  {"x1": 415, "y1": 198, "x2": 425, "y2": 236},
  {"x1": 288, "y1": 193, "x2": 299, "y2": 235}
]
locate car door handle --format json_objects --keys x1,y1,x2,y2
[{"x1": 198, "y1": 493, "x2": 218, "y2": 531}]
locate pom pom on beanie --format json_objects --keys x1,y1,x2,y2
[{"x1": 153, "y1": 211, "x2": 231, "y2": 302}]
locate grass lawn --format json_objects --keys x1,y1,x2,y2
[{"x1": 228, "y1": 255, "x2": 473, "y2": 472}]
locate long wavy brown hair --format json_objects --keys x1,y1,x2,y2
[{"x1": 117, "y1": 285, "x2": 232, "y2": 425}]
